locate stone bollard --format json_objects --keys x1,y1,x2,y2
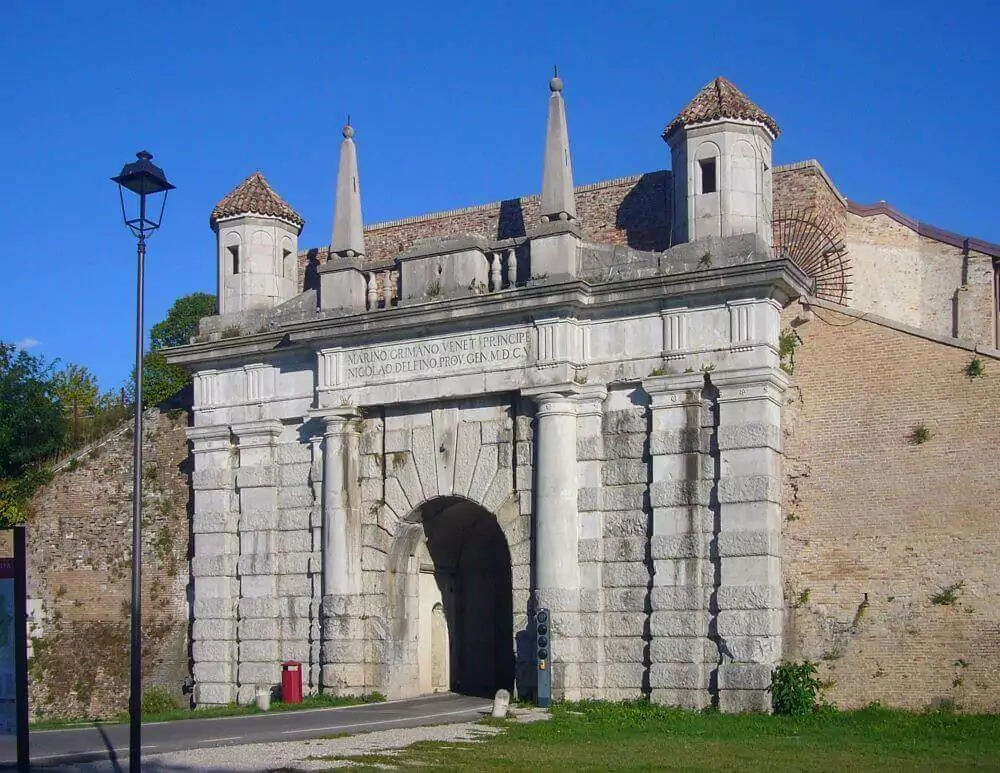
[
  {"x1": 255, "y1": 685, "x2": 271, "y2": 712},
  {"x1": 492, "y1": 688, "x2": 511, "y2": 719}
]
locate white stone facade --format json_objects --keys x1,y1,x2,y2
[
  {"x1": 167, "y1": 76, "x2": 815, "y2": 712},
  {"x1": 174, "y1": 249, "x2": 807, "y2": 710}
]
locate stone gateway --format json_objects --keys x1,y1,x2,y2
[{"x1": 163, "y1": 75, "x2": 1000, "y2": 712}]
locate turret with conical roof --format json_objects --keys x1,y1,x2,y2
[
  {"x1": 664, "y1": 77, "x2": 777, "y2": 246},
  {"x1": 211, "y1": 171, "x2": 304, "y2": 315}
]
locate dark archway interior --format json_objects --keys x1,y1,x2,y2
[{"x1": 418, "y1": 497, "x2": 514, "y2": 697}]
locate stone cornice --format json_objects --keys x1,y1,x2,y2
[
  {"x1": 643, "y1": 372, "x2": 706, "y2": 399},
  {"x1": 162, "y1": 259, "x2": 811, "y2": 369},
  {"x1": 187, "y1": 424, "x2": 232, "y2": 441},
  {"x1": 231, "y1": 419, "x2": 283, "y2": 444},
  {"x1": 528, "y1": 219, "x2": 582, "y2": 239},
  {"x1": 396, "y1": 233, "x2": 491, "y2": 261},
  {"x1": 318, "y1": 258, "x2": 366, "y2": 274},
  {"x1": 310, "y1": 406, "x2": 361, "y2": 430}
]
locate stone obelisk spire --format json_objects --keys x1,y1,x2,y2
[
  {"x1": 540, "y1": 68, "x2": 577, "y2": 222},
  {"x1": 331, "y1": 118, "x2": 365, "y2": 258}
]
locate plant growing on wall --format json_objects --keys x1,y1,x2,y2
[
  {"x1": 931, "y1": 580, "x2": 965, "y2": 606},
  {"x1": 779, "y1": 329, "x2": 799, "y2": 375},
  {"x1": 964, "y1": 357, "x2": 986, "y2": 380},
  {"x1": 908, "y1": 423, "x2": 933, "y2": 445},
  {"x1": 769, "y1": 661, "x2": 823, "y2": 715}
]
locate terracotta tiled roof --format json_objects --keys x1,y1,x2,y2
[
  {"x1": 210, "y1": 171, "x2": 304, "y2": 228},
  {"x1": 663, "y1": 77, "x2": 779, "y2": 139}
]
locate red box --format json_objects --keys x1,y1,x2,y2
[{"x1": 281, "y1": 660, "x2": 303, "y2": 704}]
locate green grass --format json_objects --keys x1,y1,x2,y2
[
  {"x1": 30, "y1": 692, "x2": 385, "y2": 730},
  {"x1": 318, "y1": 700, "x2": 1000, "y2": 772}
]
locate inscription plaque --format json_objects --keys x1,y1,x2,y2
[{"x1": 341, "y1": 329, "x2": 530, "y2": 384}]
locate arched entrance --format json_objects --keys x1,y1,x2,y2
[{"x1": 391, "y1": 496, "x2": 514, "y2": 697}]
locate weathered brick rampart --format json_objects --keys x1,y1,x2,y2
[
  {"x1": 773, "y1": 160, "x2": 847, "y2": 239},
  {"x1": 26, "y1": 406, "x2": 192, "y2": 719},
  {"x1": 781, "y1": 302, "x2": 1000, "y2": 710}
]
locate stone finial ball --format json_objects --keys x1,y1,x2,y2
[
  {"x1": 343, "y1": 124, "x2": 355, "y2": 139},
  {"x1": 549, "y1": 75, "x2": 563, "y2": 93}
]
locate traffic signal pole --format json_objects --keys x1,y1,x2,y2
[{"x1": 535, "y1": 607, "x2": 551, "y2": 708}]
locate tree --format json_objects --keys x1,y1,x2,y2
[
  {"x1": 51, "y1": 363, "x2": 100, "y2": 444},
  {"x1": 0, "y1": 343, "x2": 65, "y2": 479},
  {"x1": 138, "y1": 292, "x2": 217, "y2": 407},
  {"x1": 139, "y1": 350, "x2": 188, "y2": 408},
  {"x1": 0, "y1": 342, "x2": 63, "y2": 526},
  {"x1": 150, "y1": 292, "x2": 217, "y2": 349}
]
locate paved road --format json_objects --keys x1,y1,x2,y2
[{"x1": 0, "y1": 693, "x2": 491, "y2": 770}]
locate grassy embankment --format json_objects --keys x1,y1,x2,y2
[{"x1": 319, "y1": 700, "x2": 1000, "y2": 772}]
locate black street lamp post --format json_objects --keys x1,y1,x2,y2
[{"x1": 112, "y1": 151, "x2": 174, "y2": 772}]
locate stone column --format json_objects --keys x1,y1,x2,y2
[
  {"x1": 307, "y1": 434, "x2": 325, "y2": 693},
  {"x1": 318, "y1": 409, "x2": 365, "y2": 694},
  {"x1": 531, "y1": 391, "x2": 582, "y2": 699},
  {"x1": 711, "y1": 367, "x2": 786, "y2": 712},
  {"x1": 646, "y1": 373, "x2": 714, "y2": 710},
  {"x1": 232, "y1": 420, "x2": 283, "y2": 704},
  {"x1": 189, "y1": 424, "x2": 237, "y2": 706}
]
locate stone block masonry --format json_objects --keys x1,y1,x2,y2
[
  {"x1": 177, "y1": 294, "x2": 800, "y2": 710},
  {"x1": 189, "y1": 418, "x2": 327, "y2": 705},
  {"x1": 352, "y1": 399, "x2": 534, "y2": 699},
  {"x1": 645, "y1": 365, "x2": 787, "y2": 712},
  {"x1": 576, "y1": 392, "x2": 651, "y2": 701},
  {"x1": 190, "y1": 424, "x2": 238, "y2": 706}
]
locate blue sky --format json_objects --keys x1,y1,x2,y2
[{"x1": 1, "y1": 0, "x2": 997, "y2": 391}]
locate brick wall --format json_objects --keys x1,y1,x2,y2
[
  {"x1": 781, "y1": 303, "x2": 1000, "y2": 710},
  {"x1": 773, "y1": 162, "x2": 847, "y2": 239},
  {"x1": 27, "y1": 407, "x2": 192, "y2": 719},
  {"x1": 302, "y1": 162, "x2": 848, "y2": 276},
  {"x1": 299, "y1": 171, "x2": 673, "y2": 278}
]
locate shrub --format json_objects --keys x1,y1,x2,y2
[
  {"x1": 908, "y1": 423, "x2": 933, "y2": 445},
  {"x1": 778, "y1": 329, "x2": 799, "y2": 375},
  {"x1": 964, "y1": 357, "x2": 985, "y2": 380},
  {"x1": 769, "y1": 661, "x2": 821, "y2": 716},
  {"x1": 931, "y1": 580, "x2": 965, "y2": 606},
  {"x1": 142, "y1": 686, "x2": 180, "y2": 716}
]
